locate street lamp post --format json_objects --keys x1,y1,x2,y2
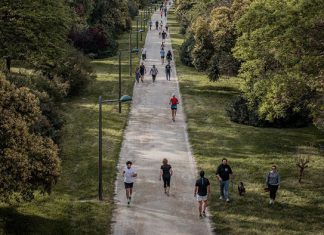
[{"x1": 98, "y1": 95, "x2": 132, "y2": 201}]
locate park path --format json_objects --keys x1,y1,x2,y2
[{"x1": 112, "y1": 3, "x2": 214, "y2": 235}]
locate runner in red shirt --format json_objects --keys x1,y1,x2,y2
[{"x1": 169, "y1": 94, "x2": 179, "y2": 122}]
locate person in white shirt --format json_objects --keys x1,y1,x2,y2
[
  {"x1": 141, "y1": 47, "x2": 147, "y2": 61},
  {"x1": 123, "y1": 161, "x2": 137, "y2": 204}
]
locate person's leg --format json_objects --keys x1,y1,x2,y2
[
  {"x1": 272, "y1": 186, "x2": 278, "y2": 201},
  {"x1": 174, "y1": 109, "x2": 177, "y2": 119},
  {"x1": 203, "y1": 199, "x2": 208, "y2": 212},
  {"x1": 163, "y1": 177, "x2": 167, "y2": 192},
  {"x1": 224, "y1": 180, "x2": 230, "y2": 201},
  {"x1": 166, "y1": 177, "x2": 170, "y2": 195},
  {"x1": 171, "y1": 109, "x2": 175, "y2": 120},
  {"x1": 198, "y1": 201, "x2": 203, "y2": 216}
]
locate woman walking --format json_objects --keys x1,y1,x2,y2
[
  {"x1": 139, "y1": 62, "x2": 146, "y2": 82},
  {"x1": 169, "y1": 94, "x2": 179, "y2": 122},
  {"x1": 160, "y1": 158, "x2": 173, "y2": 196},
  {"x1": 265, "y1": 165, "x2": 280, "y2": 205},
  {"x1": 160, "y1": 48, "x2": 165, "y2": 64}
]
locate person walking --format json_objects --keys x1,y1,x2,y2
[
  {"x1": 166, "y1": 50, "x2": 172, "y2": 63},
  {"x1": 160, "y1": 20, "x2": 163, "y2": 30},
  {"x1": 149, "y1": 65, "x2": 158, "y2": 83},
  {"x1": 160, "y1": 48, "x2": 165, "y2": 64},
  {"x1": 160, "y1": 158, "x2": 173, "y2": 196},
  {"x1": 194, "y1": 170, "x2": 211, "y2": 218},
  {"x1": 123, "y1": 161, "x2": 137, "y2": 205},
  {"x1": 216, "y1": 158, "x2": 233, "y2": 202},
  {"x1": 155, "y1": 20, "x2": 159, "y2": 30},
  {"x1": 266, "y1": 165, "x2": 280, "y2": 205},
  {"x1": 135, "y1": 67, "x2": 140, "y2": 84},
  {"x1": 139, "y1": 62, "x2": 146, "y2": 82},
  {"x1": 160, "y1": 42, "x2": 165, "y2": 50},
  {"x1": 165, "y1": 23, "x2": 169, "y2": 31},
  {"x1": 169, "y1": 94, "x2": 179, "y2": 121},
  {"x1": 141, "y1": 47, "x2": 147, "y2": 61},
  {"x1": 164, "y1": 6, "x2": 167, "y2": 17},
  {"x1": 161, "y1": 30, "x2": 167, "y2": 43},
  {"x1": 149, "y1": 20, "x2": 152, "y2": 30},
  {"x1": 165, "y1": 62, "x2": 171, "y2": 81}
]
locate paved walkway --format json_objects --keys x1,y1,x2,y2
[{"x1": 112, "y1": 3, "x2": 214, "y2": 235}]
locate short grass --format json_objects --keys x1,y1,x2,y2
[
  {"x1": 0, "y1": 16, "x2": 148, "y2": 235},
  {"x1": 168, "y1": 8, "x2": 324, "y2": 235}
]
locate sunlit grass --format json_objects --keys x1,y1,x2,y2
[{"x1": 169, "y1": 8, "x2": 324, "y2": 235}]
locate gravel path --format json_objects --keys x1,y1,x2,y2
[{"x1": 112, "y1": 3, "x2": 214, "y2": 235}]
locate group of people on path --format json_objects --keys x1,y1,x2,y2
[{"x1": 123, "y1": 158, "x2": 281, "y2": 218}]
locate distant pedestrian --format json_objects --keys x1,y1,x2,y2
[
  {"x1": 123, "y1": 161, "x2": 137, "y2": 205},
  {"x1": 166, "y1": 50, "x2": 172, "y2": 63},
  {"x1": 139, "y1": 62, "x2": 146, "y2": 82},
  {"x1": 164, "y1": 7, "x2": 167, "y2": 17},
  {"x1": 149, "y1": 20, "x2": 152, "y2": 30},
  {"x1": 160, "y1": 158, "x2": 173, "y2": 196},
  {"x1": 194, "y1": 170, "x2": 211, "y2": 218},
  {"x1": 169, "y1": 94, "x2": 179, "y2": 121},
  {"x1": 141, "y1": 47, "x2": 147, "y2": 61},
  {"x1": 160, "y1": 48, "x2": 165, "y2": 64},
  {"x1": 160, "y1": 20, "x2": 163, "y2": 29},
  {"x1": 216, "y1": 158, "x2": 233, "y2": 202},
  {"x1": 149, "y1": 65, "x2": 158, "y2": 83},
  {"x1": 161, "y1": 30, "x2": 167, "y2": 42},
  {"x1": 135, "y1": 67, "x2": 140, "y2": 84},
  {"x1": 165, "y1": 23, "x2": 169, "y2": 31},
  {"x1": 266, "y1": 165, "x2": 280, "y2": 205},
  {"x1": 160, "y1": 42, "x2": 165, "y2": 50},
  {"x1": 165, "y1": 63, "x2": 171, "y2": 81},
  {"x1": 160, "y1": 10, "x2": 163, "y2": 18},
  {"x1": 155, "y1": 20, "x2": 159, "y2": 30}
]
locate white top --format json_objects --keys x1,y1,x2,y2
[
  {"x1": 142, "y1": 48, "x2": 147, "y2": 54},
  {"x1": 124, "y1": 166, "x2": 136, "y2": 183}
]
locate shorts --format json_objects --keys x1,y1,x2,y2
[
  {"x1": 171, "y1": 105, "x2": 177, "y2": 110},
  {"x1": 161, "y1": 56, "x2": 165, "y2": 59},
  {"x1": 196, "y1": 194, "x2": 208, "y2": 201},
  {"x1": 124, "y1": 182, "x2": 134, "y2": 189}
]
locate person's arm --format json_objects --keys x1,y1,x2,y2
[
  {"x1": 169, "y1": 167, "x2": 173, "y2": 176},
  {"x1": 207, "y1": 184, "x2": 211, "y2": 197},
  {"x1": 216, "y1": 166, "x2": 222, "y2": 181},
  {"x1": 160, "y1": 169, "x2": 163, "y2": 180},
  {"x1": 194, "y1": 185, "x2": 198, "y2": 197}
]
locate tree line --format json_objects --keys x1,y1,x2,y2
[
  {"x1": 0, "y1": 0, "x2": 149, "y2": 202},
  {"x1": 175, "y1": 0, "x2": 323, "y2": 128}
]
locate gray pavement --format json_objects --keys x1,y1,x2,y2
[{"x1": 112, "y1": 3, "x2": 214, "y2": 235}]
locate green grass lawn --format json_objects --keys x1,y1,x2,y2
[
  {"x1": 0, "y1": 16, "x2": 148, "y2": 235},
  {"x1": 168, "y1": 8, "x2": 324, "y2": 235}
]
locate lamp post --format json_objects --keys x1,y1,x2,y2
[{"x1": 98, "y1": 95, "x2": 132, "y2": 201}]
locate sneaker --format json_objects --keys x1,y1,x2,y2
[
  {"x1": 199, "y1": 214, "x2": 203, "y2": 219},
  {"x1": 202, "y1": 211, "x2": 206, "y2": 217},
  {"x1": 226, "y1": 198, "x2": 230, "y2": 203},
  {"x1": 219, "y1": 196, "x2": 223, "y2": 200},
  {"x1": 269, "y1": 199, "x2": 273, "y2": 205}
]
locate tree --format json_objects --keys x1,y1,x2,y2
[
  {"x1": 233, "y1": 0, "x2": 324, "y2": 126},
  {"x1": 0, "y1": 76, "x2": 60, "y2": 202},
  {"x1": 0, "y1": 0, "x2": 73, "y2": 72}
]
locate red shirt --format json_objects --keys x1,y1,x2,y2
[{"x1": 170, "y1": 97, "x2": 178, "y2": 105}]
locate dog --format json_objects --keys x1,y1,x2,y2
[{"x1": 238, "y1": 182, "x2": 246, "y2": 196}]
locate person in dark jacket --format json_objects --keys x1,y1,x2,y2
[
  {"x1": 160, "y1": 158, "x2": 173, "y2": 195},
  {"x1": 216, "y1": 158, "x2": 233, "y2": 202},
  {"x1": 266, "y1": 165, "x2": 280, "y2": 204}
]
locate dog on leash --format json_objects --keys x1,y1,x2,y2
[{"x1": 238, "y1": 182, "x2": 246, "y2": 196}]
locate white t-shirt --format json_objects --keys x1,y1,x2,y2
[
  {"x1": 142, "y1": 48, "x2": 147, "y2": 55},
  {"x1": 124, "y1": 166, "x2": 136, "y2": 183}
]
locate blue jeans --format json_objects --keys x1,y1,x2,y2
[{"x1": 220, "y1": 180, "x2": 230, "y2": 199}]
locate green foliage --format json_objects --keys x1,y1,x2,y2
[
  {"x1": 0, "y1": 76, "x2": 60, "y2": 202},
  {"x1": 0, "y1": 0, "x2": 73, "y2": 71},
  {"x1": 180, "y1": 35, "x2": 195, "y2": 66},
  {"x1": 233, "y1": 0, "x2": 324, "y2": 126}
]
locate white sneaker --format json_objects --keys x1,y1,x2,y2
[
  {"x1": 269, "y1": 199, "x2": 273, "y2": 204},
  {"x1": 226, "y1": 198, "x2": 230, "y2": 202},
  {"x1": 219, "y1": 196, "x2": 223, "y2": 200}
]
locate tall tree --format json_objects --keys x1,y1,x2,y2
[
  {"x1": 0, "y1": 0, "x2": 72, "y2": 72},
  {"x1": 0, "y1": 76, "x2": 60, "y2": 201}
]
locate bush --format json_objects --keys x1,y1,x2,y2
[
  {"x1": 227, "y1": 96, "x2": 312, "y2": 128},
  {"x1": 69, "y1": 25, "x2": 118, "y2": 56},
  {"x1": 180, "y1": 35, "x2": 195, "y2": 67},
  {"x1": 128, "y1": 0, "x2": 139, "y2": 18}
]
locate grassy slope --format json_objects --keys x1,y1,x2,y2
[
  {"x1": 168, "y1": 8, "x2": 324, "y2": 235},
  {"x1": 0, "y1": 17, "x2": 148, "y2": 234}
]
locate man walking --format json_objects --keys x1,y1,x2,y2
[
  {"x1": 216, "y1": 158, "x2": 233, "y2": 202},
  {"x1": 194, "y1": 170, "x2": 211, "y2": 218},
  {"x1": 149, "y1": 65, "x2": 158, "y2": 83},
  {"x1": 165, "y1": 62, "x2": 171, "y2": 81},
  {"x1": 123, "y1": 161, "x2": 137, "y2": 205}
]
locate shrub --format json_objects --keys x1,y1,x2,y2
[
  {"x1": 207, "y1": 55, "x2": 220, "y2": 81},
  {"x1": 180, "y1": 35, "x2": 195, "y2": 67}
]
